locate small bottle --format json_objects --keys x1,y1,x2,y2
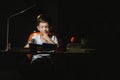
[{"x1": 81, "y1": 38, "x2": 87, "y2": 48}]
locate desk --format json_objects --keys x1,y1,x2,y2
[
  {"x1": 0, "y1": 48, "x2": 96, "y2": 80},
  {"x1": 8, "y1": 47, "x2": 96, "y2": 54}
]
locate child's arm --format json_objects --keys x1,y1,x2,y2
[
  {"x1": 43, "y1": 34, "x2": 56, "y2": 44},
  {"x1": 42, "y1": 33, "x2": 59, "y2": 47}
]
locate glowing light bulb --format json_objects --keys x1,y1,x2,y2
[{"x1": 70, "y1": 36, "x2": 75, "y2": 43}]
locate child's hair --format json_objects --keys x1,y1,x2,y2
[{"x1": 36, "y1": 14, "x2": 52, "y2": 27}]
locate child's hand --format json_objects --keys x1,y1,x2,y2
[{"x1": 42, "y1": 33, "x2": 56, "y2": 44}]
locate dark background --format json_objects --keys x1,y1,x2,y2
[
  {"x1": 0, "y1": 0, "x2": 119, "y2": 80},
  {"x1": 0, "y1": 0, "x2": 103, "y2": 50}
]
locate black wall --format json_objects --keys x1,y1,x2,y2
[{"x1": 1, "y1": 0, "x2": 119, "y2": 50}]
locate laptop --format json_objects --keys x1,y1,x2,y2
[{"x1": 29, "y1": 43, "x2": 57, "y2": 53}]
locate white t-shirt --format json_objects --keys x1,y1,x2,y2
[
  {"x1": 29, "y1": 34, "x2": 58, "y2": 44},
  {"x1": 29, "y1": 34, "x2": 58, "y2": 63}
]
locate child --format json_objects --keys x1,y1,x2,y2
[
  {"x1": 24, "y1": 14, "x2": 59, "y2": 63},
  {"x1": 24, "y1": 14, "x2": 59, "y2": 48}
]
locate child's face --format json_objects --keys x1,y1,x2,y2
[{"x1": 37, "y1": 22, "x2": 50, "y2": 34}]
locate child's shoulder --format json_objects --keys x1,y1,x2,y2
[{"x1": 32, "y1": 34, "x2": 40, "y2": 38}]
